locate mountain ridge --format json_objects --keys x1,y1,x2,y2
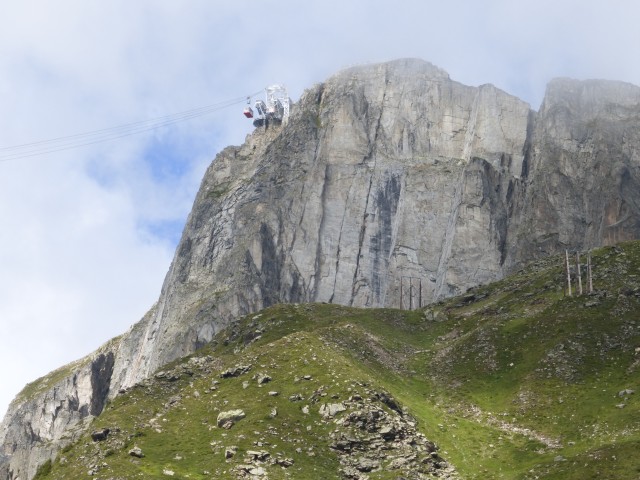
[{"x1": 3, "y1": 58, "x2": 640, "y2": 479}]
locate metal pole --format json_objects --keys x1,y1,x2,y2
[
  {"x1": 409, "y1": 278, "x2": 413, "y2": 310},
  {"x1": 576, "y1": 251, "x2": 582, "y2": 295},
  {"x1": 587, "y1": 251, "x2": 593, "y2": 293},
  {"x1": 565, "y1": 250, "x2": 572, "y2": 297},
  {"x1": 419, "y1": 278, "x2": 422, "y2": 309},
  {"x1": 400, "y1": 277, "x2": 403, "y2": 310}
]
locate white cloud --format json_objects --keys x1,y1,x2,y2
[{"x1": 1, "y1": 0, "x2": 639, "y2": 419}]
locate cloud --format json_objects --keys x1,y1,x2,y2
[{"x1": 1, "y1": 0, "x2": 639, "y2": 419}]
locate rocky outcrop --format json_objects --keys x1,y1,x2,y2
[
  {"x1": 327, "y1": 391, "x2": 459, "y2": 479},
  {"x1": 109, "y1": 59, "x2": 532, "y2": 393},
  {"x1": 508, "y1": 78, "x2": 640, "y2": 264},
  {"x1": 0, "y1": 345, "x2": 116, "y2": 480},
  {"x1": 3, "y1": 58, "x2": 640, "y2": 479}
]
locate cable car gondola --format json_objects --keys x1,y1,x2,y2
[{"x1": 243, "y1": 86, "x2": 290, "y2": 128}]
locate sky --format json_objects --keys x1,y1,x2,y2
[{"x1": 1, "y1": 0, "x2": 639, "y2": 419}]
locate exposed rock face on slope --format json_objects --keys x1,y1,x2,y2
[
  {"x1": 112, "y1": 59, "x2": 532, "y2": 392},
  {"x1": 509, "y1": 78, "x2": 640, "y2": 264},
  {"x1": 2, "y1": 58, "x2": 640, "y2": 479},
  {"x1": 0, "y1": 343, "x2": 117, "y2": 480}
]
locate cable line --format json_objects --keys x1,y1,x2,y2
[{"x1": 0, "y1": 90, "x2": 264, "y2": 162}]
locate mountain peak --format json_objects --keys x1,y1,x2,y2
[
  {"x1": 542, "y1": 76, "x2": 640, "y2": 114},
  {"x1": 335, "y1": 57, "x2": 451, "y2": 80}
]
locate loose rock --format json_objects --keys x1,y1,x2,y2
[
  {"x1": 217, "y1": 409, "x2": 246, "y2": 428},
  {"x1": 128, "y1": 446, "x2": 145, "y2": 458}
]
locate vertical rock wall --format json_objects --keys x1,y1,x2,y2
[
  {"x1": 0, "y1": 347, "x2": 116, "y2": 480},
  {"x1": 109, "y1": 60, "x2": 532, "y2": 393},
  {"x1": 508, "y1": 78, "x2": 640, "y2": 264}
]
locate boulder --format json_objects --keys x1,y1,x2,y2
[
  {"x1": 216, "y1": 409, "x2": 246, "y2": 428},
  {"x1": 319, "y1": 402, "x2": 347, "y2": 418},
  {"x1": 90, "y1": 428, "x2": 110, "y2": 442},
  {"x1": 128, "y1": 446, "x2": 145, "y2": 458}
]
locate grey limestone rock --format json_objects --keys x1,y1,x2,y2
[
  {"x1": 320, "y1": 402, "x2": 347, "y2": 418},
  {"x1": 0, "y1": 344, "x2": 116, "y2": 480},
  {"x1": 216, "y1": 409, "x2": 246, "y2": 428},
  {"x1": 508, "y1": 78, "x2": 640, "y2": 264},
  {"x1": 128, "y1": 446, "x2": 144, "y2": 458}
]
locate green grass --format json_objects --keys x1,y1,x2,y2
[{"x1": 34, "y1": 242, "x2": 640, "y2": 479}]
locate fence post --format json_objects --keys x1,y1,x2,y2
[
  {"x1": 400, "y1": 275, "x2": 425, "y2": 310},
  {"x1": 565, "y1": 250, "x2": 572, "y2": 297},
  {"x1": 587, "y1": 251, "x2": 593, "y2": 293},
  {"x1": 409, "y1": 278, "x2": 413, "y2": 310},
  {"x1": 576, "y1": 251, "x2": 583, "y2": 295}
]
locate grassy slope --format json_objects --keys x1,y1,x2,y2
[{"x1": 35, "y1": 242, "x2": 640, "y2": 479}]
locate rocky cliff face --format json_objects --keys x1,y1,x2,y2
[
  {"x1": 2, "y1": 58, "x2": 640, "y2": 479},
  {"x1": 0, "y1": 343, "x2": 117, "y2": 480},
  {"x1": 112, "y1": 59, "x2": 532, "y2": 391},
  {"x1": 508, "y1": 78, "x2": 640, "y2": 264}
]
